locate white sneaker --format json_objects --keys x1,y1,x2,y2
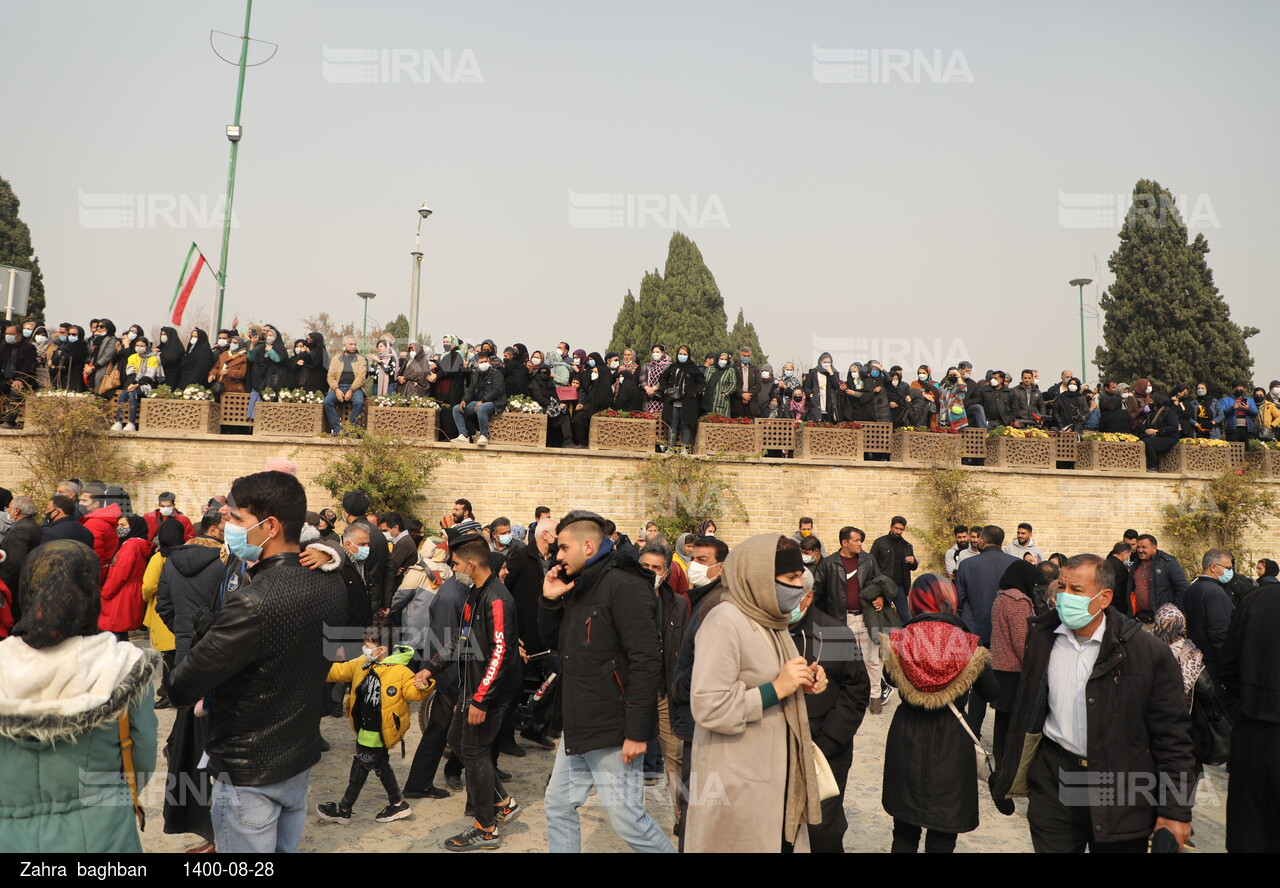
[
  {"x1": 452, "y1": 435, "x2": 470, "y2": 444},
  {"x1": 123, "y1": 422, "x2": 136, "y2": 432},
  {"x1": 476, "y1": 435, "x2": 489, "y2": 446},
  {"x1": 110, "y1": 422, "x2": 123, "y2": 431}
]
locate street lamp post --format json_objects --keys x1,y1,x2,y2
[
  {"x1": 358, "y1": 291, "x2": 376, "y2": 353},
  {"x1": 1069, "y1": 278, "x2": 1093, "y2": 384},
  {"x1": 409, "y1": 202, "x2": 432, "y2": 347}
]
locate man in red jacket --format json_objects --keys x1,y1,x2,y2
[
  {"x1": 143, "y1": 491, "x2": 196, "y2": 543},
  {"x1": 78, "y1": 482, "x2": 121, "y2": 583}
]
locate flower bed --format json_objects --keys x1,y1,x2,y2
[
  {"x1": 1159, "y1": 439, "x2": 1231, "y2": 475},
  {"x1": 695, "y1": 414, "x2": 758, "y2": 455},
  {"x1": 890, "y1": 429, "x2": 962, "y2": 464},
  {"x1": 488, "y1": 412, "x2": 547, "y2": 446},
  {"x1": 254, "y1": 402, "x2": 325, "y2": 437},
  {"x1": 983, "y1": 425, "x2": 1054, "y2": 469},
  {"x1": 138, "y1": 398, "x2": 222, "y2": 434},
  {"x1": 589, "y1": 412, "x2": 659, "y2": 452},
  {"x1": 795, "y1": 424, "x2": 862, "y2": 461},
  {"x1": 1075, "y1": 433, "x2": 1144, "y2": 473}
]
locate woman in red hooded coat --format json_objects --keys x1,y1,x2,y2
[
  {"x1": 99, "y1": 514, "x2": 150, "y2": 639},
  {"x1": 880, "y1": 573, "x2": 998, "y2": 853}
]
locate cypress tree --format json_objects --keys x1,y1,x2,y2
[
  {"x1": 728, "y1": 307, "x2": 767, "y2": 366},
  {"x1": 0, "y1": 176, "x2": 46, "y2": 324},
  {"x1": 655, "y1": 232, "x2": 728, "y2": 359},
  {"x1": 608, "y1": 289, "x2": 639, "y2": 355},
  {"x1": 1096, "y1": 179, "x2": 1257, "y2": 395}
]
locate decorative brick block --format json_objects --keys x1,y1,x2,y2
[
  {"x1": 695, "y1": 423, "x2": 758, "y2": 456},
  {"x1": 985, "y1": 437, "x2": 1054, "y2": 469},
  {"x1": 891, "y1": 431, "x2": 962, "y2": 465},
  {"x1": 254, "y1": 403, "x2": 324, "y2": 437},
  {"x1": 139, "y1": 399, "x2": 221, "y2": 435},
  {"x1": 367, "y1": 407, "x2": 438, "y2": 441},
  {"x1": 589, "y1": 416, "x2": 658, "y2": 452},
  {"x1": 1159, "y1": 444, "x2": 1231, "y2": 476},
  {"x1": 1075, "y1": 441, "x2": 1145, "y2": 474},
  {"x1": 795, "y1": 427, "x2": 862, "y2": 462},
  {"x1": 488, "y1": 413, "x2": 547, "y2": 446}
]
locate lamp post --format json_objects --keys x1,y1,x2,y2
[
  {"x1": 409, "y1": 201, "x2": 432, "y2": 347},
  {"x1": 357, "y1": 291, "x2": 376, "y2": 354},
  {"x1": 214, "y1": 0, "x2": 254, "y2": 333},
  {"x1": 1069, "y1": 278, "x2": 1093, "y2": 384}
]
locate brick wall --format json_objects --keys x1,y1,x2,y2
[{"x1": 1, "y1": 431, "x2": 1273, "y2": 569}]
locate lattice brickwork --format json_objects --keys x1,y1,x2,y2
[
  {"x1": 220, "y1": 392, "x2": 253, "y2": 427},
  {"x1": 891, "y1": 431, "x2": 962, "y2": 464},
  {"x1": 756, "y1": 419, "x2": 797, "y2": 452},
  {"x1": 1245, "y1": 450, "x2": 1279, "y2": 477},
  {"x1": 488, "y1": 413, "x2": 547, "y2": 446},
  {"x1": 860, "y1": 422, "x2": 893, "y2": 455},
  {"x1": 985, "y1": 437, "x2": 1054, "y2": 469},
  {"x1": 960, "y1": 428, "x2": 987, "y2": 460},
  {"x1": 695, "y1": 424, "x2": 759, "y2": 455},
  {"x1": 1229, "y1": 441, "x2": 1246, "y2": 468},
  {"x1": 366, "y1": 407, "x2": 438, "y2": 440},
  {"x1": 1074, "y1": 441, "x2": 1145, "y2": 473},
  {"x1": 138, "y1": 399, "x2": 221, "y2": 434},
  {"x1": 589, "y1": 416, "x2": 658, "y2": 452},
  {"x1": 795, "y1": 427, "x2": 862, "y2": 462},
  {"x1": 1051, "y1": 431, "x2": 1078, "y2": 464},
  {"x1": 253, "y1": 403, "x2": 325, "y2": 437},
  {"x1": 1159, "y1": 445, "x2": 1230, "y2": 476}
]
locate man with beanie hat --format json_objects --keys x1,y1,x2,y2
[{"x1": 343, "y1": 491, "x2": 388, "y2": 617}]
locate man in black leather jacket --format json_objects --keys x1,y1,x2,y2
[{"x1": 170, "y1": 471, "x2": 346, "y2": 854}]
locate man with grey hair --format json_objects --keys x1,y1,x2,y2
[
  {"x1": 0, "y1": 496, "x2": 42, "y2": 601},
  {"x1": 1181, "y1": 548, "x2": 1237, "y2": 681},
  {"x1": 55, "y1": 480, "x2": 82, "y2": 503}
]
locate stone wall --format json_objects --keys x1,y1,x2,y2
[{"x1": 1, "y1": 430, "x2": 1272, "y2": 569}]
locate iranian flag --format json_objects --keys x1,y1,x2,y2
[{"x1": 170, "y1": 243, "x2": 209, "y2": 325}]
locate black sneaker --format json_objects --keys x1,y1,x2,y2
[
  {"x1": 318, "y1": 738, "x2": 331, "y2": 752},
  {"x1": 499, "y1": 737, "x2": 526, "y2": 758},
  {"x1": 445, "y1": 773, "x2": 464, "y2": 792},
  {"x1": 404, "y1": 786, "x2": 450, "y2": 800},
  {"x1": 519, "y1": 727, "x2": 556, "y2": 750},
  {"x1": 316, "y1": 802, "x2": 352, "y2": 823},
  {"x1": 494, "y1": 798, "x2": 521, "y2": 825},
  {"x1": 496, "y1": 767, "x2": 512, "y2": 781},
  {"x1": 374, "y1": 801, "x2": 413, "y2": 823},
  {"x1": 879, "y1": 684, "x2": 896, "y2": 706},
  {"x1": 444, "y1": 824, "x2": 501, "y2": 852}
]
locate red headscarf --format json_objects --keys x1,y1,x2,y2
[{"x1": 908, "y1": 573, "x2": 958, "y2": 616}]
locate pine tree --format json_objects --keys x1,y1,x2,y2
[
  {"x1": 608, "y1": 290, "x2": 639, "y2": 355},
  {"x1": 728, "y1": 307, "x2": 767, "y2": 366},
  {"x1": 655, "y1": 232, "x2": 728, "y2": 360},
  {"x1": 383, "y1": 313, "x2": 410, "y2": 344},
  {"x1": 0, "y1": 176, "x2": 46, "y2": 324},
  {"x1": 627, "y1": 270, "x2": 666, "y2": 354},
  {"x1": 1096, "y1": 179, "x2": 1257, "y2": 395}
]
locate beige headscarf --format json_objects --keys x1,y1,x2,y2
[{"x1": 722, "y1": 533, "x2": 822, "y2": 842}]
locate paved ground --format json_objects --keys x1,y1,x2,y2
[{"x1": 139, "y1": 678, "x2": 1228, "y2": 853}]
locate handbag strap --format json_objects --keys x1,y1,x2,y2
[
  {"x1": 118, "y1": 710, "x2": 146, "y2": 832},
  {"x1": 946, "y1": 700, "x2": 984, "y2": 749}
]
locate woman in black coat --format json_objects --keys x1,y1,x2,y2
[
  {"x1": 1053, "y1": 376, "x2": 1090, "y2": 433},
  {"x1": 570, "y1": 351, "x2": 612, "y2": 446},
  {"x1": 53, "y1": 325, "x2": 91, "y2": 391},
  {"x1": 528, "y1": 356, "x2": 571, "y2": 447},
  {"x1": 177, "y1": 328, "x2": 216, "y2": 389},
  {"x1": 502, "y1": 345, "x2": 530, "y2": 398},
  {"x1": 157, "y1": 326, "x2": 185, "y2": 387},
  {"x1": 612, "y1": 369, "x2": 645, "y2": 412},
  {"x1": 1142, "y1": 393, "x2": 1182, "y2": 471},
  {"x1": 659, "y1": 345, "x2": 704, "y2": 448},
  {"x1": 881, "y1": 574, "x2": 997, "y2": 853},
  {"x1": 303, "y1": 332, "x2": 329, "y2": 392}
]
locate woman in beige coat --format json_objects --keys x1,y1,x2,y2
[{"x1": 686, "y1": 534, "x2": 824, "y2": 852}]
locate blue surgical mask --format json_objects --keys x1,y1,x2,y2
[
  {"x1": 788, "y1": 604, "x2": 805, "y2": 625},
  {"x1": 354, "y1": 545, "x2": 370, "y2": 562},
  {"x1": 677, "y1": 354, "x2": 688, "y2": 364},
  {"x1": 588, "y1": 359, "x2": 596, "y2": 368},
  {"x1": 1218, "y1": 568, "x2": 1234, "y2": 584},
  {"x1": 225, "y1": 517, "x2": 269, "y2": 561},
  {"x1": 68, "y1": 335, "x2": 79, "y2": 343},
  {"x1": 870, "y1": 369, "x2": 881, "y2": 378},
  {"x1": 740, "y1": 355, "x2": 750, "y2": 364},
  {"x1": 1055, "y1": 588, "x2": 1104, "y2": 630},
  {"x1": 498, "y1": 533, "x2": 513, "y2": 546}
]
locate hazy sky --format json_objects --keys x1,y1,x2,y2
[{"x1": 5, "y1": 1, "x2": 1278, "y2": 382}]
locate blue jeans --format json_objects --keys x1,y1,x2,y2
[
  {"x1": 211, "y1": 767, "x2": 311, "y2": 853},
  {"x1": 966, "y1": 404, "x2": 988, "y2": 429},
  {"x1": 452, "y1": 401, "x2": 497, "y2": 437},
  {"x1": 115, "y1": 389, "x2": 141, "y2": 424},
  {"x1": 247, "y1": 390, "x2": 262, "y2": 420},
  {"x1": 324, "y1": 385, "x2": 365, "y2": 431},
  {"x1": 893, "y1": 583, "x2": 911, "y2": 623},
  {"x1": 544, "y1": 742, "x2": 675, "y2": 853},
  {"x1": 668, "y1": 404, "x2": 692, "y2": 447}
]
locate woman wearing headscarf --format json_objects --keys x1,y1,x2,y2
[
  {"x1": 398, "y1": 346, "x2": 435, "y2": 399},
  {"x1": 805, "y1": 353, "x2": 842, "y2": 422},
  {"x1": 611, "y1": 364, "x2": 645, "y2": 412},
  {"x1": 1151, "y1": 604, "x2": 1224, "y2": 770},
  {"x1": 111, "y1": 336, "x2": 162, "y2": 431},
  {"x1": 700, "y1": 351, "x2": 735, "y2": 418},
  {"x1": 99, "y1": 514, "x2": 150, "y2": 641},
  {"x1": 660, "y1": 345, "x2": 704, "y2": 449},
  {"x1": 0, "y1": 541, "x2": 160, "y2": 853},
  {"x1": 114, "y1": 324, "x2": 144, "y2": 381},
  {"x1": 989, "y1": 560, "x2": 1037, "y2": 766},
  {"x1": 157, "y1": 326, "x2": 185, "y2": 387},
  {"x1": 177, "y1": 328, "x2": 216, "y2": 389},
  {"x1": 525, "y1": 350, "x2": 569, "y2": 446},
  {"x1": 642, "y1": 345, "x2": 670, "y2": 415},
  {"x1": 31, "y1": 325, "x2": 55, "y2": 389},
  {"x1": 1053, "y1": 376, "x2": 1090, "y2": 434},
  {"x1": 54, "y1": 325, "x2": 91, "y2": 392},
  {"x1": 503, "y1": 344, "x2": 530, "y2": 398},
  {"x1": 302, "y1": 332, "x2": 329, "y2": 392},
  {"x1": 570, "y1": 351, "x2": 612, "y2": 446},
  {"x1": 90, "y1": 318, "x2": 120, "y2": 395},
  {"x1": 372, "y1": 336, "x2": 398, "y2": 396},
  {"x1": 208, "y1": 332, "x2": 247, "y2": 395},
  {"x1": 880, "y1": 573, "x2": 998, "y2": 853},
  {"x1": 686, "y1": 534, "x2": 823, "y2": 852},
  {"x1": 141, "y1": 518, "x2": 183, "y2": 709},
  {"x1": 1142, "y1": 392, "x2": 1181, "y2": 471},
  {"x1": 780, "y1": 362, "x2": 803, "y2": 395}
]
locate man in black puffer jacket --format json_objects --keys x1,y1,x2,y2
[
  {"x1": 170, "y1": 472, "x2": 346, "y2": 854},
  {"x1": 539, "y1": 511, "x2": 673, "y2": 853}
]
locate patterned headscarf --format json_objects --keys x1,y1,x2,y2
[
  {"x1": 1152, "y1": 604, "x2": 1203, "y2": 702},
  {"x1": 908, "y1": 573, "x2": 958, "y2": 616},
  {"x1": 12, "y1": 541, "x2": 102, "y2": 650}
]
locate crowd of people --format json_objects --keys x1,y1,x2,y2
[
  {"x1": 4, "y1": 319, "x2": 1279, "y2": 461},
  {"x1": 0, "y1": 471, "x2": 1275, "y2": 855}
]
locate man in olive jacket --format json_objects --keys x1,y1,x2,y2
[
  {"x1": 539, "y1": 511, "x2": 673, "y2": 853},
  {"x1": 992, "y1": 554, "x2": 1197, "y2": 853}
]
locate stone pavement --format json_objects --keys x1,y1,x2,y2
[{"x1": 139, "y1": 686, "x2": 1228, "y2": 853}]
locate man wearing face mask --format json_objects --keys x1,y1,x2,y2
[
  {"x1": 540, "y1": 511, "x2": 672, "y2": 853},
  {"x1": 342, "y1": 492, "x2": 387, "y2": 619},
  {"x1": 993, "y1": 554, "x2": 1196, "y2": 853},
  {"x1": 1181, "y1": 549, "x2": 1237, "y2": 681},
  {"x1": 379, "y1": 512, "x2": 417, "y2": 605},
  {"x1": 39, "y1": 494, "x2": 95, "y2": 547},
  {"x1": 0, "y1": 323, "x2": 37, "y2": 428},
  {"x1": 337, "y1": 523, "x2": 374, "y2": 639},
  {"x1": 731, "y1": 346, "x2": 763, "y2": 419},
  {"x1": 451, "y1": 348, "x2": 508, "y2": 446},
  {"x1": 144, "y1": 491, "x2": 196, "y2": 543},
  {"x1": 787, "y1": 581, "x2": 869, "y2": 852},
  {"x1": 979, "y1": 371, "x2": 1017, "y2": 428},
  {"x1": 170, "y1": 471, "x2": 348, "y2": 854},
  {"x1": 1217, "y1": 383, "x2": 1258, "y2": 444}
]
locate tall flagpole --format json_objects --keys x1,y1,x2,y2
[{"x1": 214, "y1": 0, "x2": 254, "y2": 333}]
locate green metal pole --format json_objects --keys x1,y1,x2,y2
[
  {"x1": 214, "y1": 0, "x2": 254, "y2": 333},
  {"x1": 1078, "y1": 283, "x2": 1087, "y2": 385}
]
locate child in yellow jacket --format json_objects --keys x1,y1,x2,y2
[{"x1": 316, "y1": 636, "x2": 434, "y2": 824}]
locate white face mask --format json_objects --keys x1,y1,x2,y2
[
  {"x1": 35, "y1": 335, "x2": 48, "y2": 345},
  {"x1": 918, "y1": 373, "x2": 928, "y2": 381},
  {"x1": 821, "y1": 362, "x2": 832, "y2": 372},
  {"x1": 135, "y1": 346, "x2": 146, "y2": 355},
  {"x1": 652, "y1": 572, "x2": 662, "y2": 590},
  {"x1": 802, "y1": 553, "x2": 817, "y2": 565},
  {"x1": 266, "y1": 335, "x2": 276, "y2": 344},
  {"x1": 295, "y1": 348, "x2": 305, "y2": 355},
  {"x1": 1068, "y1": 384, "x2": 1078, "y2": 392},
  {"x1": 217, "y1": 338, "x2": 228, "y2": 348},
  {"x1": 609, "y1": 361, "x2": 620, "y2": 371},
  {"x1": 362, "y1": 646, "x2": 377, "y2": 661},
  {"x1": 229, "y1": 342, "x2": 241, "y2": 353},
  {"x1": 1197, "y1": 388, "x2": 1207, "y2": 397},
  {"x1": 531, "y1": 357, "x2": 542, "y2": 366},
  {"x1": 160, "y1": 506, "x2": 174, "y2": 517},
  {"x1": 761, "y1": 372, "x2": 771, "y2": 380},
  {"x1": 651, "y1": 352, "x2": 662, "y2": 362},
  {"x1": 591, "y1": 370, "x2": 599, "y2": 380},
  {"x1": 477, "y1": 362, "x2": 490, "y2": 372},
  {"x1": 555, "y1": 348, "x2": 565, "y2": 357},
  {"x1": 686, "y1": 560, "x2": 713, "y2": 588},
  {"x1": 159, "y1": 335, "x2": 168, "y2": 344},
  {"x1": 190, "y1": 338, "x2": 198, "y2": 346},
  {"x1": 718, "y1": 359, "x2": 728, "y2": 369}
]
